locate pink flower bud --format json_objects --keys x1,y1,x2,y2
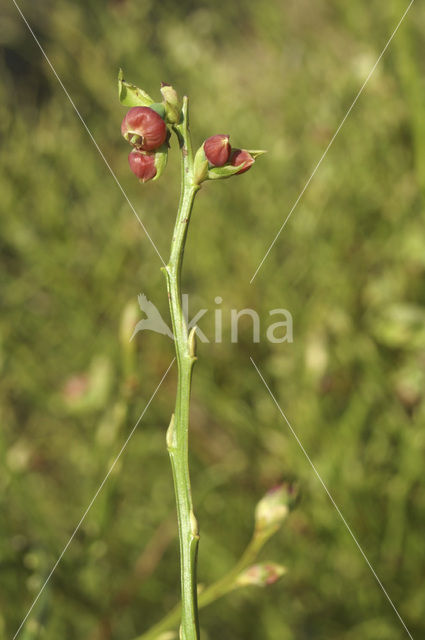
[
  {"x1": 236, "y1": 563, "x2": 286, "y2": 588},
  {"x1": 128, "y1": 150, "x2": 157, "y2": 182},
  {"x1": 203, "y1": 135, "x2": 231, "y2": 167},
  {"x1": 230, "y1": 148, "x2": 255, "y2": 174},
  {"x1": 121, "y1": 107, "x2": 167, "y2": 151}
]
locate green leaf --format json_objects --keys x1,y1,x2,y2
[
  {"x1": 246, "y1": 149, "x2": 267, "y2": 159},
  {"x1": 193, "y1": 146, "x2": 209, "y2": 185},
  {"x1": 152, "y1": 144, "x2": 169, "y2": 182},
  {"x1": 148, "y1": 102, "x2": 167, "y2": 119},
  {"x1": 118, "y1": 69, "x2": 154, "y2": 107},
  {"x1": 207, "y1": 164, "x2": 245, "y2": 180}
]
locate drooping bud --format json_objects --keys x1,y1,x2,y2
[
  {"x1": 230, "y1": 148, "x2": 255, "y2": 174},
  {"x1": 236, "y1": 562, "x2": 286, "y2": 588},
  {"x1": 254, "y1": 483, "x2": 298, "y2": 538},
  {"x1": 203, "y1": 135, "x2": 231, "y2": 167},
  {"x1": 121, "y1": 107, "x2": 167, "y2": 151},
  {"x1": 128, "y1": 146, "x2": 169, "y2": 183},
  {"x1": 128, "y1": 150, "x2": 157, "y2": 182}
]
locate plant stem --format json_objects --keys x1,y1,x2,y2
[
  {"x1": 162, "y1": 96, "x2": 200, "y2": 640},
  {"x1": 134, "y1": 534, "x2": 265, "y2": 640}
]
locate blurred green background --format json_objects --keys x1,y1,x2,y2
[{"x1": 1, "y1": 1, "x2": 425, "y2": 638}]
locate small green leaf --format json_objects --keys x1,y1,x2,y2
[
  {"x1": 152, "y1": 144, "x2": 169, "y2": 182},
  {"x1": 193, "y1": 146, "x2": 209, "y2": 185},
  {"x1": 118, "y1": 68, "x2": 154, "y2": 107},
  {"x1": 246, "y1": 149, "x2": 267, "y2": 159},
  {"x1": 207, "y1": 164, "x2": 245, "y2": 180},
  {"x1": 149, "y1": 102, "x2": 167, "y2": 119}
]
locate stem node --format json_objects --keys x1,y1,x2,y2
[
  {"x1": 166, "y1": 414, "x2": 176, "y2": 450},
  {"x1": 188, "y1": 327, "x2": 197, "y2": 359}
]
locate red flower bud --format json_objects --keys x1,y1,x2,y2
[
  {"x1": 230, "y1": 148, "x2": 255, "y2": 174},
  {"x1": 128, "y1": 149, "x2": 157, "y2": 182},
  {"x1": 203, "y1": 135, "x2": 231, "y2": 167},
  {"x1": 121, "y1": 107, "x2": 167, "y2": 151}
]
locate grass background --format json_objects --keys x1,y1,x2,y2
[{"x1": 1, "y1": 1, "x2": 425, "y2": 638}]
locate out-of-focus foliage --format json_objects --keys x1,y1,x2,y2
[{"x1": 1, "y1": 1, "x2": 425, "y2": 638}]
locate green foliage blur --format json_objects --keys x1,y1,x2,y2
[{"x1": 1, "y1": 1, "x2": 425, "y2": 638}]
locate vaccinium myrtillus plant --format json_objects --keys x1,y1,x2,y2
[{"x1": 119, "y1": 71, "x2": 296, "y2": 640}]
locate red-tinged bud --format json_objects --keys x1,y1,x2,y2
[
  {"x1": 203, "y1": 135, "x2": 231, "y2": 167},
  {"x1": 128, "y1": 150, "x2": 157, "y2": 182},
  {"x1": 230, "y1": 148, "x2": 255, "y2": 174},
  {"x1": 254, "y1": 483, "x2": 298, "y2": 539},
  {"x1": 121, "y1": 107, "x2": 167, "y2": 151},
  {"x1": 236, "y1": 562, "x2": 286, "y2": 588}
]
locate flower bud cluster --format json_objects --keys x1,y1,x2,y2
[
  {"x1": 119, "y1": 72, "x2": 266, "y2": 186},
  {"x1": 119, "y1": 74, "x2": 182, "y2": 184},
  {"x1": 194, "y1": 134, "x2": 265, "y2": 184},
  {"x1": 121, "y1": 106, "x2": 169, "y2": 183}
]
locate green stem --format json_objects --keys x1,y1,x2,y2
[
  {"x1": 162, "y1": 96, "x2": 201, "y2": 640},
  {"x1": 134, "y1": 534, "x2": 265, "y2": 640}
]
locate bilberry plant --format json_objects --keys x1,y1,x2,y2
[{"x1": 119, "y1": 71, "x2": 294, "y2": 640}]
